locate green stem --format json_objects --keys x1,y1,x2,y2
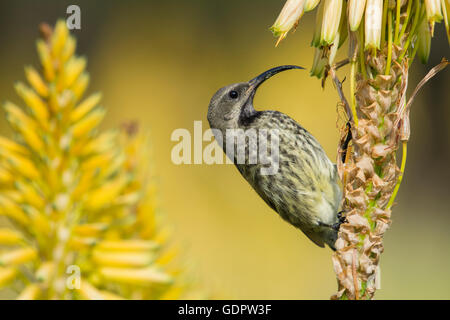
[
  {"x1": 359, "y1": 24, "x2": 367, "y2": 79},
  {"x1": 442, "y1": 0, "x2": 450, "y2": 45},
  {"x1": 399, "y1": 0, "x2": 422, "y2": 61},
  {"x1": 385, "y1": 10, "x2": 393, "y2": 75},
  {"x1": 386, "y1": 142, "x2": 408, "y2": 209},
  {"x1": 409, "y1": 40, "x2": 420, "y2": 66},
  {"x1": 398, "y1": 0, "x2": 413, "y2": 42},
  {"x1": 350, "y1": 59, "x2": 359, "y2": 127},
  {"x1": 394, "y1": 0, "x2": 402, "y2": 44},
  {"x1": 380, "y1": 0, "x2": 389, "y2": 48}
]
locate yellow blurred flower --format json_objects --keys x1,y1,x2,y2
[{"x1": 0, "y1": 20, "x2": 203, "y2": 300}]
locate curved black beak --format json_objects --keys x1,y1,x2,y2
[
  {"x1": 248, "y1": 65, "x2": 304, "y2": 91},
  {"x1": 239, "y1": 65, "x2": 304, "y2": 122}
]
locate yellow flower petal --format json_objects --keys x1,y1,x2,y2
[
  {"x1": 0, "y1": 166, "x2": 13, "y2": 184},
  {"x1": 36, "y1": 39, "x2": 55, "y2": 81},
  {"x1": 51, "y1": 20, "x2": 69, "y2": 59},
  {"x1": 3, "y1": 102, "x2": 44, "y2": 153},
  {"x1": 69, "y1": 237, "x2": 98, "y2": 250},
  {"x1": 77, "y1": 281, "x2": 106, "y2": 300},
  {"x1": 0, "y1": 267, "x2": 17, "y2": 287},
  {"x1": 35, "y1": 262, "x2": 55, "y2": 282},
  {"x1": 0, "y1": 195, "x2": 29, "y2": 225},
  {"x1": 7, "y1": 153, "x2": 40, "y2": 180},
  {"x1": 64, "y1": 57, "x2": 87, "y2": 88},
  {"x1": 73, "y1": 223, "x2": 108, "y2": 237},
  {"x1": 99, "y1": 290, "x2": 125, "y2": 300},
  {"x1": 79, "y1": 130, "x2": 118, "y2": 156},
  {"x1": 81, "y1": 151, "x2": 116, "y2": 172},
  {"x1": 71, "y1": 108, "x2": 105, "y2": 138},
  {"x1": 96, "y1": 240, "x2": 159, "y2": 252},
  {"x1": 23, "y1": 205, "x2": 51, "y2": 235},
  {"x1": 70, "y1": 92, "x2": 102, "y2": 123},
  {"x1": 0, "y1": 228, "x2": 23, "y2": 245},
  {"x1": 0, "y1": 136, "x2": 29, "y2": 156},
  {"x1": 71, "y1": 72, "x2": 89, "y2": 101},
  {"x1": 62, "y1": 36, "x2": 77, "y2": 63},
  {"x1": 99, "y1": 267, "x2": 172, "y2": 285},
  {"x1": 93, "y1": 250, "x2": 154, "y2": 268},
  {"x1": 24, "y1": 66, "x2": 49, "y2": 97},
  {"x1": 17, "y1": 284, "x2": 41, "y2": 300},
  {"x1": 0, "y1": 247, "x2": 37, "y2": 266},
  {"x1": 4, "y1": 101, "x2": 38, "y2": 130},
  {"x1": 14, "y1": 82, "x2": 49, "y2": 127},
  {"x1": 84, "y1": 175, "x2": 128, "y2": 210}
]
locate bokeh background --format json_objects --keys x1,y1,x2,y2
[{"x1": 0, "y1": 0, "x2": 449, "y2": 299}]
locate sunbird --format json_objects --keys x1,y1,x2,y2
[{"x1": 207, "y1": 66, "x2": 343, "y2": 250}]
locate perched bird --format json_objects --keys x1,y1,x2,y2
[{"x1": 207, "y1": 65, "x2": 342, "y2": 250}]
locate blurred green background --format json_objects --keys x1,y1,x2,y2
[{"x1": 0, "y1": 0, "x2": 449, "y2": 299}]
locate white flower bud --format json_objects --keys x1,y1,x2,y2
[
  {"x1": 311, "y1": 1, "x2": 325, "y2": 47},
  {"x1": 425, "y1": 0, "x2": 443, "y2": 23},
  {"x1": 310, "y1": 48, "x2": 328, "y2": 78},
  {"x1": 348, "y1": 0, "x2": 367, "y2": 31},
  {"x1": 304, "y1": 0, "x2": 321, "y2": 12},
  {"x1": 443, "y1": 0, "x2": 450, "y2": 43},
  {"x1": 365, "y1": 0, "x2": 383, "y2": 49},
  {"x1": 271, "y1": 0, "x2": 306, "y2": 40},
  {"x1": 321, "y1": 0, "x2": 343, "y2": 45}
]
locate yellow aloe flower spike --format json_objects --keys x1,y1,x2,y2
[{"x1": 0, "y1": 20, "x2": 206, "y2": 300}]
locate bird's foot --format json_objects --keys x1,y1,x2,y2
[{"x1": 332, "y1": 211, "x2": 347, "y2": 231}]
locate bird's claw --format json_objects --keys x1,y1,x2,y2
[{"x1": 332, "y1": 211, "x2": 347, "y2": 231}]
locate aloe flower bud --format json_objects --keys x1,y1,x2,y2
[
  {"x1": 321, "y1": 0, "x2": 343, "y2": 45},
  {"x1": 304, "y1": 0, "x2": 321, "y2": 12},
  {"x1": 365, "y1": 0, "x2": 383, "y2": 49},
  {"x1": 443, "y1": 0, "x2": 450, "y2": 43},
  {"x1": 348, "y1": 0, "x2": 367, "y2": 31},
  {"x1": 271, "y1": 0, "x2": 306, "y2": 44},
  {"x1": 425, "y1": 0, "x2": 443, "y2": 23},
  {"x1": 311, "y1": 1, "x2": 325, "y2": 47},
  {"x1": 417, "y1": 17, "x2": 432, "y2": 64},
  {"x1": 310, "y1": 48, "x2": 328, "y2": 78}
]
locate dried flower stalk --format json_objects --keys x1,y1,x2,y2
[{"x1": 271, "y1": 0, "x2": 449, "y2": 299}]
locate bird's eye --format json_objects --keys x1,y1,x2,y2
[{"x1": 229, "y1": 90, "x2": 239, "y2": 99}]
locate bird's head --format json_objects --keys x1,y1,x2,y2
[{"x1": 207, "y1": 65, "x2": 304, "y2": 130}]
